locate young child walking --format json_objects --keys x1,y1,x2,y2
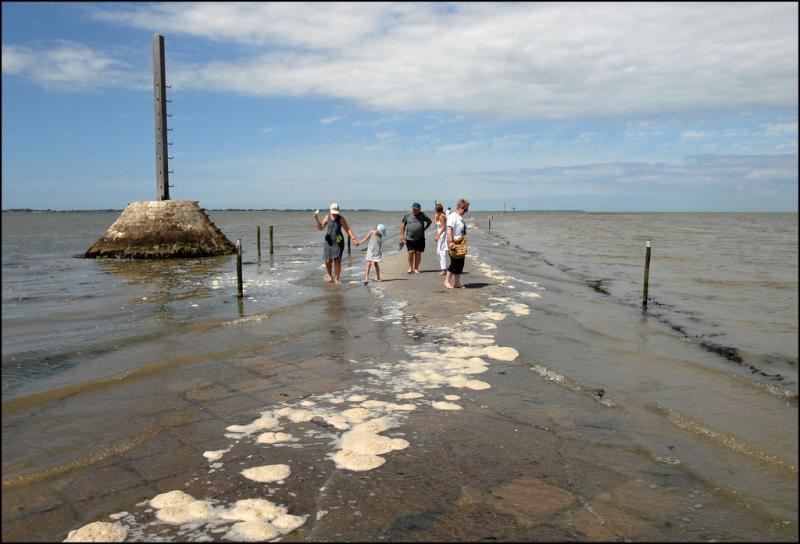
[{"x1": 356, "y1": 224, "x2": 385, "y2": 284}]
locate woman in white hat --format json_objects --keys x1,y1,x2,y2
[{"x1": 312, "y1": 202, "x2": 358, "y2": 284}]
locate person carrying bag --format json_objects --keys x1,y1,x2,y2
[
  {"x1": 444, "y1": 198, "x2": 470, "y2": 289},
  {"x1": 448, "y1": 232, "x2": 468, "y2": 259}
]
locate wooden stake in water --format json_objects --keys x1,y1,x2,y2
[
  {"x1": 269, "y1": 225, "x2": 274, "y2": 255},
  {"x1": 236, "y1": 239, "x2": 243, "y2": 298},
  {"x1": 257, "y1": 226, "x2": 261, "y2": 259},
  {"x1": 347, "y1": 232, "x2": 351, "y2": 254},
  {"x1": 642, "y1": 240, "x2": 651, "y2": 308},
  {"x1": 489, "y1": 218, "x2": 491, "y2": 230}
]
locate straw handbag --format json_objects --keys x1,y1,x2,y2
[{"x1": 449, "y1": 235, "x2": 468, "y2": 259}]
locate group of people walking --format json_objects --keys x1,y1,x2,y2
[{"x1": 312, "y1": 199, "x2": 470, "y2": 289}]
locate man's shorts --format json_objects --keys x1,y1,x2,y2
[{"x1": 405, "y1": 239, "x2": 425, "y2": 252}]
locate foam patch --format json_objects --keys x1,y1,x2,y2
[
  {"x1": 241, "y1": 464, "x2": 291, "y2": 483},
  {"x1": 63, "y1": 522, "x2": 128, "y2": 542}
]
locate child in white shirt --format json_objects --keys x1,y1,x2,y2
[{"x1": 356, "y1": 224, "x2": 385, "y2": 284}]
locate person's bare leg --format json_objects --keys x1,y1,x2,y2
[
  {"x1": 375, "y1": 263, "x2": 381, "y2": 281},
  {"x1": 334, "y1": 259, "x2": 342, "y2": 284},
  {"x1": 453, "y1": 273, "x2": 462, "y2": 288},
  {"x1": 414, "y1": 251, "x2": 422, "y2": 273},
  {"x1": 407, "y1": 250, "x2": 414, "y2": 273},
  {"x1": 444, "y1": 271, "x2": 454, "y2": 289},
  {"x1": 364, "y1": 261, "x2": 371, "y2": 284},
  {"x1": 325, "y1": 260, "x2": 333, "y2": 282}
]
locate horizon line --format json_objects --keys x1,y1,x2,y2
[{"x1": 3, "y1": 208, "x2": 797, "y2": 214}]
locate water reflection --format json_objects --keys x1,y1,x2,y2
[
  {"x1": 94, "y1": 256, "x2": 234, "y2": 321},
  {"x1": 325, "y1": 290, "x2": 348, "y2": 361}
]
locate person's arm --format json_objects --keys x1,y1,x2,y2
[
  {"x1": 423, "y1": 214, "x2": 432, "y2": 231},
  {"x1": 400, "y1": 218, "x2": 406, "y2": 241},
  {"x1": 357, "y1": 230, "x2": 373, "y2": 246},
  {"x1": 436, "y1": 216, "x2": 446, "y2": 239},
  {"x1": 447, "y1": 225, "x2": 454, "y2": 249},
  {"x1": 313, "y1": 211, "x2": 328, "y2": 231},
  {"x1": 341, "y1": 216, "x2": 357, "y2": 243}
]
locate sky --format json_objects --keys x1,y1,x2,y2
[{"x1": 2, "y1": 2, "x2": 798, "y2": 212}]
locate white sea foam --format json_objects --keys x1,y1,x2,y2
[
  {"x1": 432, "y1": 401, "x2": 462, "y2": 410},
  {"x1": 483, "y1": 346, "x2": 519, "y2": 361},
  {"x1": 226, "y1": 414, "x2": 279, "y2": 435},
  {"x1": 256, "y1": 431, "x2": 293, "y2": 444},
  {"x1": 203, "y1": 448, "x2": 230, "y2": 462},
  {"x1": 64, "y1": 522, "x2": 128, "y2": 542},
  {"x1": 241, "y1": 464, "x2": 291, "y2": 483}
]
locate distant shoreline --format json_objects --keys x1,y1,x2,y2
[
  {"x1": 3, "y1": 209, "x2": 796, "y2": 214},
  {"x1": 2, "y1": 208, "x2": 586, "y2": 213}
]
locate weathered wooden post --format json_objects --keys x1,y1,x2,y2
[
  {"x1": 152, "y1": 34, "x2": 170, "y2": 201},
  {"x1": 489, "y1": 218, "x2": 491, "y2": 230},
  {"x1": 269, "y1": 225, "x2": 274, "y2": 255},
  {"x1": 256, "y1": 226, "x2": 261, "y2": 259},
  {"x1": 642, "y1": 240, "x2": 651, "y2": 308},
  {"x1": 347, "y1": 232, "x2": 351, "y2": 254},
  {"x1": 236, "y1": 239, "x2": 243, "y2": 298}
]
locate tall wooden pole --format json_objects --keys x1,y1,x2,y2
[
  {"x1": 153, "y1": 34, "x2": 170, "y2": 201},
  {"x1": 269, "y1": 225, "x2": 274, "y2": 255},
  {"x1": 642, "y1": 241, "x2": 651, "y2": 308},
  {"x1": 236, "y1": 239, "x2": 243, "y2": 298}
]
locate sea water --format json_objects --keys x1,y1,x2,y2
[{"x1": 2, "y1": 210, "x2": 797, "y2": 540}]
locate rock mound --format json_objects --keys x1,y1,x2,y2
[{"x1": 84, "y1": 200, "x2": 236, "y2": 258}]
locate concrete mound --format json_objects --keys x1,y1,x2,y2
[{"x1": 84, "y1": 200, "x2": 236, "y2": 259}]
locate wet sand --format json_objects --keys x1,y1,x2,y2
[{"x1": 3, "y1": 247, "x2": 794, "y2": 541}]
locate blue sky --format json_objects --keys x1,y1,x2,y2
[{"x1": 2, "y1": 2, "x2": 797, "y2": 211}]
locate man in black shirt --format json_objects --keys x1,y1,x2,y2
[{"x1": 400, "y1": 202, "x2": 432, "y2": 274}]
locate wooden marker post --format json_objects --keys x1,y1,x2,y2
[
  {"x1": 642, "y1": 240, "x2": 651, "y2": 308},
  {"x1": 236, "y1": 239, "x2": 243, "y2": 298},
  {"x1": 347, "y1": 232, "x2": 351, "y2": 254},
  {"x1": 269, "y1": 225, "x2": 274, "y2": 255},
  {"x1": 257, "y1": 226, "x2": 261, "y2": 259}
]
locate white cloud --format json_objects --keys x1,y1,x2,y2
[
  {"x1": 6, "y1": 3, "x2": 798, "y2": 119},
  {"x1": 476, "y1": 154, "x2": 797, "y2": 194},
  {"x1": 438, "y1": 141, "x2": 479, "y2": 153},
  {"x1": 320, "y1": 114, "x2": 346, "y2": 125},
  {"x1": 1, "y1": 45, "x2": 33, "y2": 73},
  {"x1": 764, "y1": 122, "x2": 798, "y2": 134},
  {"x1": 88, "y1": 2, "x2": 399, "y2": 49},
  {"x1": 1, "y1": 42, "x2": 145, "y2": 91},
  {"x1": 681, "y1": 130, "x2": 705, "y2": 139}
]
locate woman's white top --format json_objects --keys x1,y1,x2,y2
[{"x1": 446, "y1": 212, "x2": 466, "y2": 240}]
